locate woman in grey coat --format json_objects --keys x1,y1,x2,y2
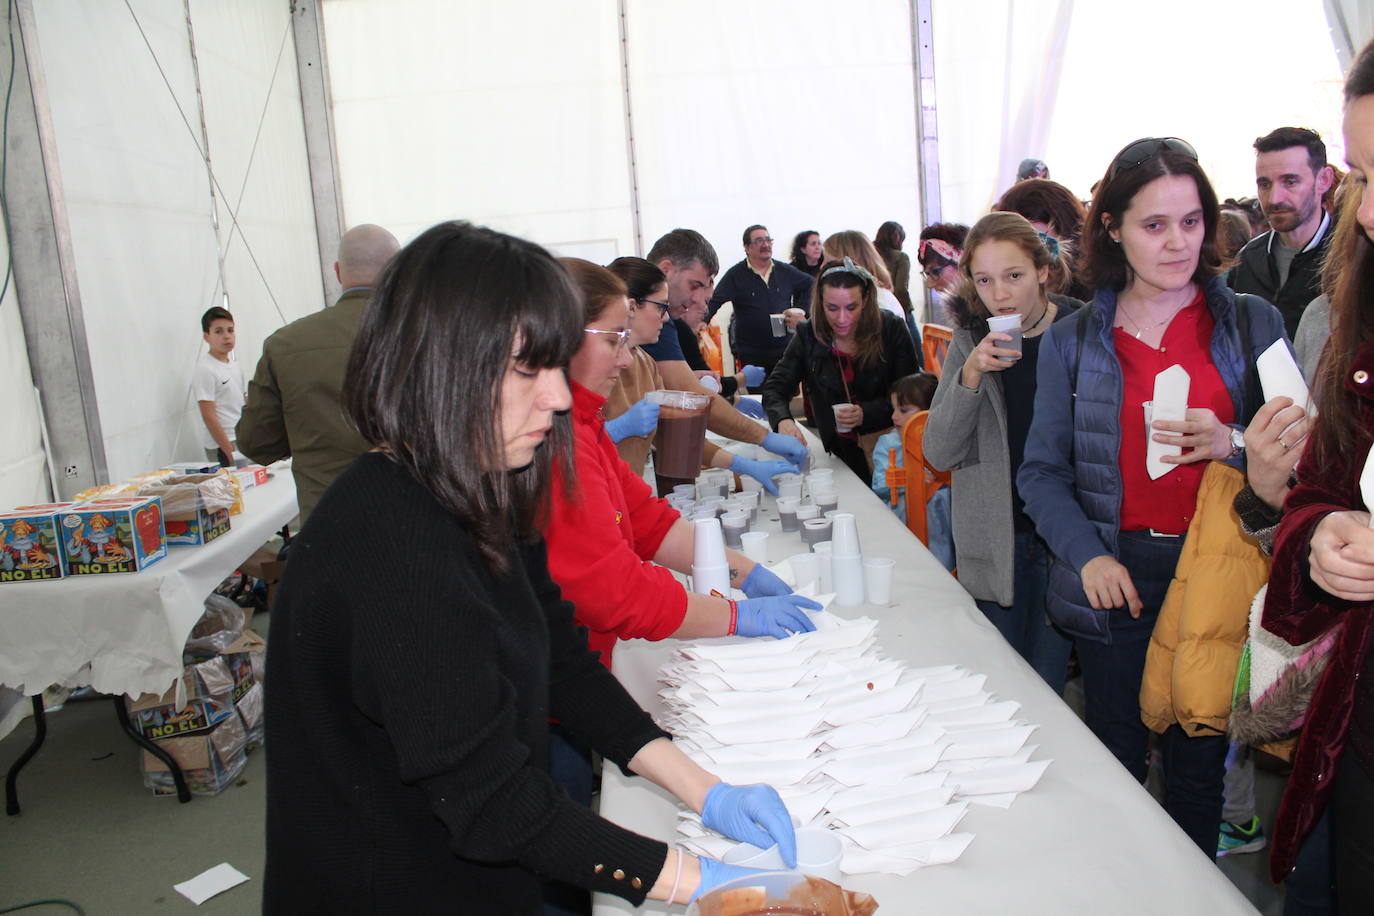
[{"x1": 924, "y1": 212, "x2": 1080, "y2": 694}]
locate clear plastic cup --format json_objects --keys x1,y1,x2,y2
[
  {"x1": 647, "y1": 389, "x2": 710, "y2": 478},
  {"x1": 863, "y1": 556, "x2": 895, "y2": 605}
]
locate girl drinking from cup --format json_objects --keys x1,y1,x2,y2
[{"x1": 924, "y1": 212, "x2": 1082, "y2": 693}]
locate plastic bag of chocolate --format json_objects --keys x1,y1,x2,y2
[
  {"x1": 183, "y1": 594, "x2": 247, "y2": 658},
  {"x1": 690, "y1": 873, "x2": 878, "y2": 916}
]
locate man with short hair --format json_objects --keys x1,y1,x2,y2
[
  {"x1": 636, "y1": 229, "x2": 808, "y2": 478},
  {"x1": 706, "y1": 225, "x2": 814, "y2": 378},
  {"x1": 1228, "y1": 127, "x2": 1335, "y2": 337},
  {"x1": 237, "y1": 223, "x2": 401, "y2": 522}
]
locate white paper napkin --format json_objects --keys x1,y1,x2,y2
[
  {"x1": 826, "y1": 787, "x2": 954, "y2": 827},
  {"x1": 838, "y1": 802, "x2": 968, "y2": 848},
  {"x1": 826, "y1": 773, "x2": 949, "y2": 810},
  {"x1": 818, "y1": 743, "x2": 944, "y2": 786},
  {"x1": 173, "y1": 863, "x2": 250, "y2": 906},
  {"x1": 1147, "y1": 364, "x2": 1190, "y2": 480},
  {"x1": 927, "y1": 699, "x2": 1020, "y2": 726},
  {"x1": 1363, "y1": 444, "x2": 1374, "y2": 527},
  {"x1": 823, "y1": 709, "x2": 926, "y2": 749},
  {"x1": 840, "y1": 833, "x2": 973, "y2": 875},
  {"x1": 1257, "y1": 338, "x2": 1310, "y2": 412},
  {"x1": 948, "y1": 758, "x2": 1052, "y2": 796}
]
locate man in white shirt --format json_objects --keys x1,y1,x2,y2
[{"x1": 194, "y1": 306, "x2": 246, "y2": 466}]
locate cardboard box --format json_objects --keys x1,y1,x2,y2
[
  {"x1": 0, "y1": 505, "x2": 71, "y2": 583},
  {"x1": 138, "y1": 479, "x2": 231, "y2": 547},
  {"x1": 164, "y1": 460, "x2": 223, "y2": 475},
  {"x1": 232, "y1": 465, "x2": 270, "y2": 489},
  {"x1": 57, "y1": 496, "x2": 167, "y2": 575},
  {"x1": 140, "y1": 714, "x2": 248, "y2": 796}
]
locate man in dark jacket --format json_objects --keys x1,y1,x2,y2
[
  {"x1": 1227, "y1": 127, "x2": 1334, "y2": 338},
  {"x1": 707, "y1": 225, "x2": 814, "y2": 378}
]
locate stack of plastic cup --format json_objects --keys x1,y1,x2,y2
[
  {"x1": 829, "y1": 512, "x2": 865, "y2": 606},
  {"x1": 711, "y1": 467, "x2": 735, "y2": 496},
  {"x1": 775, "y1": 474, "x2": 803, "y2": 501},
  {"x1": 776, "y1": 497, "x2": 801, "y2": 532},
  {"x1": 740, "y1": 530, "x2": 769, "y2": 563},
  {"x1": 691, "y1": 518, "x2": 731, "y2": 596},
  {"x1": 812, "y1": 541, "x2": 833, "y2": 592},
  {"x1": 721, "y1": 511, "x2": 748, "y2": 548}
]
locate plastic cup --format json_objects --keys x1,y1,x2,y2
[
  {"x1": 864, "y1": 556, "x2": 896, "y2": 605},
  {"x1": 823, "y1": 509, "x2": 842, "y2": 522},
  {"x1": 672, "y1": 484, "x2": 696, "y2": 500},
  {"x1": 693, "y1": 517, "x2": 727, "y2": 568},
  {"x1": 720, "y1": 827, "x2": 845, "y2": 884},
  {"x1": 646, "y1": 389, "x2": 710, "y2": 478},
  {"x1": 832, "y1": 403, "x2": 857, "y2": 433},
  {"x1": 814, "y1": 490, "x2": 838, "y2": 511},
  {"x1": 832, "y1": 554, "x2": 865, "y2": 606},
  {"x1": 692, "y1": 563, "x2": 731, "y2": 597},
  {"x1": 829, "y1": 512, "x2": 860, "y2": 557},
  {"x1": 802, "y1": 517, "x2": 832, "y2": 547},
  {"x1": 788, "y1": 552, "x2": 819, "y2": 590},
  {"x1": 795, "y1": 503, "x2": 819, "y2": 523},
  {"x1": 740, "y1": 531, "x2": 769, "y2": 564},
  {"x1": 770, "y1": 313, "x2": 786, "y2": 337},
  {"x1": 721, "y1": 511, "x2": 748, "y2": 548},
  {"x1": 777, "y1": 479, "x2": 803, "y2": 502},
  {"x1": 813, "y1": 541, "x2": 833, "y2": 592},
  {"x1": 776, "y1": 496, "x2": 801, "y2": 532},
  {"x1": 987, "y1": 313, "x2": 1023, "y2": 362}
]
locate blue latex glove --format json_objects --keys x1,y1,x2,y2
[
  {"x1": 740, "y1": 563, "x2": 790, "y2": 598},
  {"x1": 730, "y1": 455, "x2": 796, "y2": 494},
  {"x1": 734, "y1": 397, "x2": 768, "y2": 420},
  {"x1": 693, "y1": 858, "x2": 776, "y2": 902},
  {"x1": 736, "y1": 594, "x2": 821, "y2": 639},
  {"x1": 701, "y1": 782, "x2": 798, "y2": 869},
  {"x1": 603, "y1": 397, "x2": 659, "y2": 443},
  {"x1": 762, "y1": 431, "x2": 807, "y2": 470},
  {"x1": 741, "y1": 365, "x2": 766, "y2": 388}
]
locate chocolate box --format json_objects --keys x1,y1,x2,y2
[
  {"x1": 138, "y1": 480, "x2": 231, "y2": 547},
  {"x1": 0, "y1": 505, "x2": 70, "y2": 583},
  {"x1": 57, "y1": 495, "x2": 167, "y2": 575}
]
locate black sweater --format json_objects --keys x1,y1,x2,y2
[{"x1": 264, "y1": 453, "x2": 669, "y2": 914}]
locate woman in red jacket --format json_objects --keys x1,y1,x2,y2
[{"x1": 1264, "y1": 38, "x2": 1374, "y2": 907}]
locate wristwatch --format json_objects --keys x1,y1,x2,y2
[{"x1": 1228, "y1": 427, "x2": 1245, "y2": 458}]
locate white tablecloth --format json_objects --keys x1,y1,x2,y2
[
  {"x1": 594, "y1": 429, "x2": 1258, "y2": 915},
  {"x1": 0, "y1": 471, "x2": 297, "y2": 699}
]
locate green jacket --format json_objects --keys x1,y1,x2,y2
[{"x1": 237, "y1": 289, "x2": 373, "y2": 522}]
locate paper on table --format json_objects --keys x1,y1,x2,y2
[
  {"x1": 173, "y1": 863, "x2": 250, "y2": 906},
  {"x1": 949, "y1": 758, "x2": 1052, "y2": 796},
  {"x1": 1147, "y1": 364, "x2": 1190, "y2": 480},
  {"x1": 823, "y1": 709, "x2": 926, "y2": 749},
  {"x1": 940, "y1": 724, "x2": 1036, "y2": 761},
  {"x1": 838, "y1": 802, "x2": 968, "y2": 849},
  {"x1": 819, "y1": 743, "x2": 944, "y2": 785},
  {"x1": 927, "y1": 699, "x2": 1020, "y2": 726},
  {"x1": 826, "y1": 787, "x2": 955, "y2": 827},
  {"x1": 1257, "y1": 338, "x2": 1310, "y2": 412},
  {"x1": 826, "y1": 773, "x2": 948, "y2": 810},
  {"x1": 840, "y1": 834, "x2": 973, "y2": 876}
]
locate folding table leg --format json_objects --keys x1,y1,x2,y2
[
  {"x1": 5, "y1": 695, "x2": 47, "y2": 815},
  {"x1": 114, "y1": 696, "x2": 191, "y2": 803}
]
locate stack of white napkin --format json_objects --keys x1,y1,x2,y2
[{"x1": 658, "y1": 610, "x2": 1051, "y2": 876}]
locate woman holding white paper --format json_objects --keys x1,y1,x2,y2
[
  {"x1": 264, "y1": 223, "x2": 797, "y2": 913},
  {"x1": 1017, "y1": 138, "x2": 1286, "y2": 854}
]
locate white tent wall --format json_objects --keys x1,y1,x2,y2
[
  {"x1": 0, "y1": 214, "x2": 47, "y2": 508},
  {"x1": 323, "y1": 0, "x2": 637, "y2": 259},
  {"x1": 27, "y1": 0, "x2": 320, "y2": 484}
]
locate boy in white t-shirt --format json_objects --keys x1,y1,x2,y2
[{"x1": 194, "y1": 307, "x2": 246, "y2": 467}]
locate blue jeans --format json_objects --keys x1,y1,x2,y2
[
  {"x1": 1073, "y1": 530, "x2": 1180, "y2": 781},
  {"x1": 1285, "y1": 807, "x2": 1334, "y2": 915},
  {"x1": 975, "y1": 531, "x2": 1071, "y2": 694},
  {"x1": 1159, "y1": 723, "x2": 1229, "y2": 856}
]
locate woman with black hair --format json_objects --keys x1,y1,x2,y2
[
  {"x1": 788, "y1": 229, "x2": 823, "y2": 277},
  {"x1": 263, "y1": 222, "x2": 796, "y2": 913},
  {"x1": 1017, "y1": 139, "x2": 1287, "y2": 854}
]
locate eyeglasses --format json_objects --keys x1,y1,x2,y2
[
  {"x1": 1107, "y1": 137, "x2": 1198, "y2": 181},
  {"x1": 637, "y1": 298, "x2": 671, "y2": 317},
  {"x1": 584, "y1": 327, "x2": 631, "y2": 350},
  {"x1": 750, "y1": 236, "x2": 774, "y2": 245}
]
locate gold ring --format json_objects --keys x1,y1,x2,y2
[{"x1": 1280, "y1": 439, "x2": 1290, "y2": 450}]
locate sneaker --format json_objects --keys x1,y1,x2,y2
[{"x1": 1216, "y1": 816, "x2": 1266, "y2": 857}]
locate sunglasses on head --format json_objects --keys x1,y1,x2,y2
[{"x1": 1107, "y1": 137, "x2": 1199, "y2": 181}]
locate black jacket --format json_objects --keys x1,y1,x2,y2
[
  {"x1": 1227, "y1": 216, "x2": 1331, "y2": 339},
  {"x1": 761, "y1": 310, "x2": 919, "y2": 452}
]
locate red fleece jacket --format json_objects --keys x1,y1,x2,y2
[{"x1": 544, "y1": 382, "x2": 687, "y2": 669}]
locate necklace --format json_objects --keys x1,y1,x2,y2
[
  {"x1": 1119, "y1": 301, "x2": 1182, "y2": 340},
  {"x1": 1021, "y1": 301, "x2": 1051, "y2": 336}
]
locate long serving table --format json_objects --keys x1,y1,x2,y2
[
  {"x1": 594, "y1": 427, "x2": 1258, "y2": 915},
  {"x1": 0, "y1": 468, "x2": 298, "y2": 810}
]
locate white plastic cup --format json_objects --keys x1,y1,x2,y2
[
  {"x1": 698, "y1": 374, "x2": 721, "y2": 394},
  {"x1": 795, "y1": 504, "x2": 820, "y2": 522},
  {"x1": 832, "y1": 554, "x2": 866, "y2": 606},
  {"x1": 788, "y1": 552, "x2": 819, "y2": 590},
  {"x1": 802, "y1": 517, "x2": 832, "y2": 547},
  {"x1": 673, "y1": 484, "x2": 697, "y2": 499},
  {"x1": 987, "y1": 313, "x2": 1023, "y2": 362},
  {"x1": 813, "y1": 541, "x2": 833, "y2": 592},
  {"x1": 824, "y1": 509, "x2": 842, "y2": 522},
  {"x1": 829, "y1": 512, "x2": 861, "y2": 557},
  {"x1": 691, "y1": 563, "x2": 731, "y2": 597},
  {"x1": 776, "y1": 496, "x2": 801, "y2": 532},
  {"x1": 814, "y1": 490, "x2": 838, "y2": 511},
  {"x1": 864, "y1": 556, "x2": 896, "y2": 605},
  {"x1": 692, "y1": 517, "x2": 727, "y2": 568},
  {"x1": 777, "y1": 480, "x2": 803, "y2": 501},
  {"x1": 690, "y1": 509, "x2": 715, "y2": 522},
  {"x1": 832, "y1": 402, "x2": 857, "y2": 433},
  {"x1": 740, "y1": 531, "x2": 769, "y2": 564},
  {"x1": 721, "y1": 511, "x2": 748, "y2": 548},
  {"x1": 770, "y1": 313, "x2": 787, "y2": 337}
]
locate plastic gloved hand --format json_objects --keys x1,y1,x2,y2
[
  {"x1": 700, "y1": 782, "x2": 798, "y2": 869},
  {"x1": 730, "y1": 455, "x2": 795, "y2": 494},
  {"x1": 736, "y1": 594, "x2": 821, "y2": 639},
  {"x1": 740, "y1": 563, "x2": 791, "y2": 598},
  {"x1": 762, "y1": 431, "x2": 808, "y2": 470},
  {"x1": 741, "y1": 365, "x2": 766, "y2": 388},
  {"x1": 733, "y1": 397, "x2": 768, "y2": 420},
  {"x1": 692, "y1": 858, "x2": 776, "y2": 903},
  {"x1": 603, "y1": 397, "x2": 660, "y2": 443}
]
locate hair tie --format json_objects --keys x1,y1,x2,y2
[
  {"x1": 821, "y1": 256, "x2": 874, "y2": 284},
  {"x1": 1037, "y1": 232, "x2": 1060, "y2": 257}
]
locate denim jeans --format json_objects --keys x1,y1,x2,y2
[
  {"x1": 1285, "y1": 807, "x2": 1334, "y2": 915},
  {"x1": 1335, "y1": 752, "x2": 1374, "y2": 914},
  {"x1": 1159, "y1": 723, "x2": 1229, "y2": 856},
  {"x1": 1073, "y1": 529, "x2": 1181, "y2": 781},
  {"x1": 975, "y1": 530, "x2": 1072, "y2": 694}
]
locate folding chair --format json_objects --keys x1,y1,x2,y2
[{"x1": 921, "y1": 323, "x2": 953, "y2": 380}]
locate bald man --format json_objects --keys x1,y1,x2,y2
[{"x1": 238, "y1": 224, "x2": 401, "y2": 521}]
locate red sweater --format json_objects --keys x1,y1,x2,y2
[{"x1": 544, "y1": 382, "x2": 687, "y2": 669}]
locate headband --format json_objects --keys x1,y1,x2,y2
[{"x1": 821, "y1": 256, "x2": 874, "y2": 285}]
